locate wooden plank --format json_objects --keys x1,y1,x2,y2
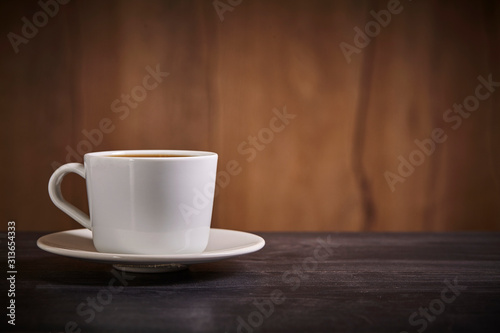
[
  {"x1": 210, "y1": 0, "x2": 368, "y2": 231},
  {"x1": 9, "y1": 231, "x2": 500, "y2": 332},
  {"x1": 0, "y1": 0, "x2": 84, "y2": 231},
  {"x1": 362, "y1": 0, "x2": 500, "y2": 230},
  {"x1": 0, "y1": 0, "x2": 499, "y2": 232}
]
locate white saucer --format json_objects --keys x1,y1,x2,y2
[{"x1": 37, "y1": 228, "x2": 265, "y2": 273}]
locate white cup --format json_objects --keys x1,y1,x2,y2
[{"x1": 48, "y1": 150, "x2": 218, "y2": 254}]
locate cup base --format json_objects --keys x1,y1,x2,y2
[
  {"x1": 112, "y1": 263, "x2": 188, "y2": 273},
  {"x1": 93, "y1": 226, "x2": 210, "y2": 255}
]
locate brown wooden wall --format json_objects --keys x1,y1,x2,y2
[{"x1": 1, "y1": 0, "x2": 499, "y2": 232}]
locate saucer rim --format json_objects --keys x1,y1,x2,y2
[{"x1": 37, "y1": 228, "x2": 265, "y2": 265}]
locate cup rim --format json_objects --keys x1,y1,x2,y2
[{"x1": 85, "y1": 150, "x2": 217, "y2": 159}]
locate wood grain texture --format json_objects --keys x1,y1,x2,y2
[
  {"x1": 0, "y1": 0, "x2": 499, "y2": 231},
  {"x1": 4, "y1": 231, "x2": 500, "y2": 332}
]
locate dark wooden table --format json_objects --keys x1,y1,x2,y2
[{"x1": 2, "y1": 232, "x2": 500, "y2": 332}]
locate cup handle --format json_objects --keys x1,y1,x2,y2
[{"x1": 48, "y1": 163, "x2": 91, "y2": 229}]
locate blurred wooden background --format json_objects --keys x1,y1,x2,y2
[{"x1": 1, "y1": 0, "x2": 499, "y2": 232}]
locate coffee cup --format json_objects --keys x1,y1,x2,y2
[{"x1": 48, "y1": 150, "x2": 218, "y2": 255}]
